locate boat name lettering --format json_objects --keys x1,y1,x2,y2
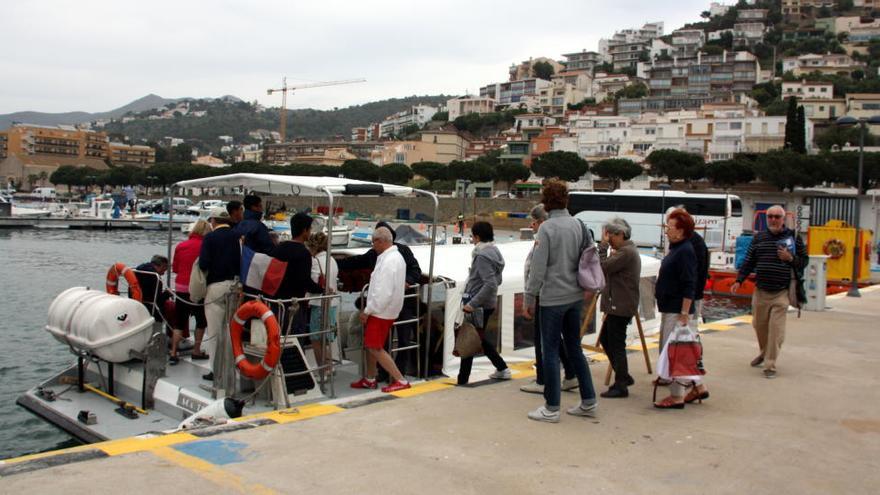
[{"x1": 177, "y1": 393, "x2": 207, "y2": 413}]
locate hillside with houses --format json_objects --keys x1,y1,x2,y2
[{"x1": 3, "y1": 0, "x2": 880, "y2": 195}]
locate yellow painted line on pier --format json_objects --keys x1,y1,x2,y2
[
  {"x1": 390, "y1": 380, "x2": 454, "y2": 398},
  {"x1": 700, "y1": 322, "x2": 735, "y2": 332},
  {"x1": 151, "y1": 446, "x2": 279, "y2": 495},
  {"x1": 507, "y1": 361, "x2": 537, "y2": 378},
  {"x1": 99, "y1": 432, "x2": 198, "y2": 456},
  {"x1": 0, "y1": 444, "x2": 99, "y2": 465},
  {"x1": 246, "y1": 403, "x2": 344, "y2": 425},
  {"x1": 626, "y1": 342, "x2": 658, "y2": 351}
]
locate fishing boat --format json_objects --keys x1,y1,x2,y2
[{"x1": 17, "y1": 173, "x2": 661, "y2": 444}]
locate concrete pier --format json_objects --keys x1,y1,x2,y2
[{"x1": 2, "y1": 288, "x2": 879, "y2": 494}]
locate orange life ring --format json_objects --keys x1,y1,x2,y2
[
  {"x1": 230, "y1": 301, "x2": 281, "y2": 380},
  {"x1": 106, "y1": 262, "x2": 142, "y2": 302},
  {"x1": 822, "y1": 239, "x2": 845, "y2": 259}
]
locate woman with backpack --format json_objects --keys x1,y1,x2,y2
[
  {"x1": 307, "y1": 232, "x2": 339, "y2": 376},
  {"x1": 524, "y1": 179, "x2": 597, "y2": 423}
]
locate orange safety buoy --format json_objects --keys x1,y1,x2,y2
[
  {"x1": 106, "y1": 262, "x2": 142, "y2": 302},
  {"x1": 822, "y1": 238, "x2": 845, "y2": 259},
  {"x1": 229, "y1": 301, "x2": 281, "y2": 380}
]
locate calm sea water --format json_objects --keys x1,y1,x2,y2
[{"x1": 0, "y1": 229, "x2": 749, "y2": 460}]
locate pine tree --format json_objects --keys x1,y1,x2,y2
[
  {"x1": 784, "y1": 96, "x2": 799, "y2": 151},
  {"x1": 795, "y1": 106, "x2": 807, "y2": 154}
]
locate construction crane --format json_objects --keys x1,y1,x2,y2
[{"x1": 267, "y1": 77, "x2": 366, "y2": 143}]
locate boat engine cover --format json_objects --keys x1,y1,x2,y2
[{"x1": 45, "y1": 287, "x2": 156, "y2": 363}]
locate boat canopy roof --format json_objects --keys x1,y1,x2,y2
[
  {"x1": 342, "y1": 241, "x2": 662, "y2": 288},
  {"x1": 174, "y1": 173, "x2": 415, "y2": 197}
]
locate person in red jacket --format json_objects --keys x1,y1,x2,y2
[{"x1": 170, "y1": 219, "x2": 212, "y2": 364}]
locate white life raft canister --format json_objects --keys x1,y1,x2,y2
[{"x1": 45, "y1": 287, "x2": 156, "y2": 363}]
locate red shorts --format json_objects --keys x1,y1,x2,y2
[{"x1": 364, "y1": 316, "x2": 395, "y2": 350}]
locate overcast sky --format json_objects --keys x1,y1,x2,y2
[{"x1": 1, "y1": 0, "x2": 711, "y2": 114}]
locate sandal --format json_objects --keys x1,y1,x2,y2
[
  {"x1": 653, "y1": 396, "x2": 685, "y2": 409},
  {"x1": 684, "y1": 388, "x2": 710, "y2": 404},
  {"x1": 652, "y1": 378, "x2": 672, "y2": 386}
]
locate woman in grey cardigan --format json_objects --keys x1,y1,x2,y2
[
  {"x1": 597, "y1": 217, "x2": 641, "y2": 398},
  {"x1": 458, "y1": 221, "x2": 509, "y2": 385},
  {"x1": 524, "y1": 179, "x2": 597, "y2": 423}
]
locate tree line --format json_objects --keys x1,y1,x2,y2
[{"x1": 49, "y1": 148, "x2": 877, "y2": 197}]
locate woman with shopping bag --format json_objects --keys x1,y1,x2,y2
[
  {"x1": 653, "y1": 208, "x2": 709, "y2": 409},
  {"x1": 457, "y1": 221, "x2": 510, "y2": 385}
]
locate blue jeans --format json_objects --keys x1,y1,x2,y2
[{"x1": 540, "y1": 300, "x2": 596, "y2": 409}]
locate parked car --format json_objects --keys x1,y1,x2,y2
[{"x1": 186, "y1": 199, "x2": 226, "y2": 216}]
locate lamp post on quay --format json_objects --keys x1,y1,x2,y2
[
  {"x1": 658, "y1": 183, "x2": 671, "y2": 252},
  {"x1": 834, "y1": 115, "x2": 880, "y2": 297}
]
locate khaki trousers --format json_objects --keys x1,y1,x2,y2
[
  {"x1": 204, "y1": 280, "x2": 235, "y2": 370},
  {"x1": 752, "y1": 288, "x2": 789, "y2": 371}
]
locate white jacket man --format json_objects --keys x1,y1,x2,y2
[
  {"x1": 351, "y1": 227, "x2": 411, "y2": 393},
  {"x1": 364, "y1": 244, "x2": 405, "y2": 319}
]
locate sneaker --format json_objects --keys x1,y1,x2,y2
[
  {"x1": 763, "y1": 369, "x2": 777, "y2": 379},
  {"x1": 168, "y1": 355, "x2": 179, "y2": 366},
  {"x1": 751, "y1": 355, "x2": 765, "y2": 367},
  {"x1": 350, "y1": 378, "x2": 378, "y2": 389},
  {"x1": 489, "y1": 368, "x2": 512, "y2": 380},
  {"x1": 527, "y1": 406, "x2": 560, "y2": 423},
  {"x1": 600, "y1": 387, "x2": 628, "y2": 399},
  {"x1": 381, "y1": 380, "x2": 411, "y2": 393},
  {"x1": 561, "y1": 378, "x2": 578, "y2": 391},
  {"x1": 520, "y1": 381, "x2": 544, "y2": 394},
  {"x1": 566, "y1": 402, "x2": 598, "y2": 417},
  {"x1": 201, "y1": 372, "x2": 213, "y2": 381},
  {"x1": 177, "y1": 339, "x2": 194, "y2": 351}
]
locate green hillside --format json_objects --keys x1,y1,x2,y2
[{"x1": 103, "y1": 95, "x2": 451, "y2": 153}]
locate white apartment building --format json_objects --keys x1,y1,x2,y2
[
  {"x1": 782, "y1": 53, "x2": 866, "y2": 76},
  {"x1": 671, "y1": 29, "x2": 706, "y2": 58},
  {"x1": 709, "y1": 2, "x2": 732, "y2": 17},
  {"x1": 480, "y1": 78, "x2": 552, "y2": 107},
  {"x1": 379, "y1": 105, "x2": 439, "y2": 138},
  {"x1": 733, "y1": 22, "x2": 766, "y2": 47},
  {"x1": 565, "y1": 111, "x2": 811, "y2": 162},
  {"x1": 599, "y1": 22, "x2": 665, "y2": 70},
  {"x1": 446, "y1": 96, "x2": 496, "y2": 121},
  {"x1": 538, "y1": 78, "x2": 589, "y2": 117},
  {"x1": 781, "y1": 80, "x2": 834, "y2": 99},
  {"x1": 592, "y1": 72, "x2": 633, "y2": 102}
]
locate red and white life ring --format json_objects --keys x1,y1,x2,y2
[{"x1": 229, "y1": 301, "x2": 281, "y2": 380}]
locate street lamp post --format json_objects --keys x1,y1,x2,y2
[
  {"x1": 834, "y1": 115, "x2": 880, "y2": 297},
  {"x1": 658, "y1": 183, "x2": 671, "y2": 251}
]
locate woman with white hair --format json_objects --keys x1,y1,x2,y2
[{"x1": 596, "y1": 217, "x2": 641, "y2": 398}]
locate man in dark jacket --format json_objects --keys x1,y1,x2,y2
[
  {"x1": 337, "y1": 221, "x2": 422, "y2": 377},
  {"x1": 235, "y1": 195, "x2": 273, "y2": 254},
  {"x1": 732, "y1": 205, "x2": 807, "y2": 379}
]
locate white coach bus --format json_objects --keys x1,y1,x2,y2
[{"x1": 568, "y1": 190, "x2": 743, "y2": 250}]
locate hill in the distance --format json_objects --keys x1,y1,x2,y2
[
  {"x1": 101, "y1": 94, "x2": 452, "y2": 152},
  {"x1": 0, "y1": 94, "x2": 180, "y2": 129}
]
